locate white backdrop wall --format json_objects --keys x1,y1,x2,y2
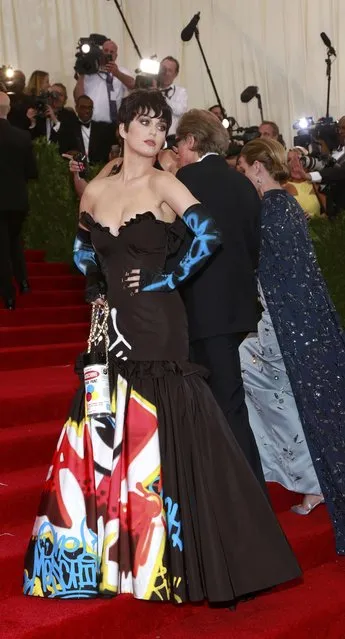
[{"x1": 1, "y1": 0, "x2": 345, "y2": 145}]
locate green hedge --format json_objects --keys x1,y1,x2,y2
[
  {"x1": 25, "y1": 140, "x2": 345, "y2": 325},
  {"x1": 309, "y1": 215, "x2": 345, "y2": 325},
  {"x1": 25, "y1": 139, "x2": 101, "y2": 263}
]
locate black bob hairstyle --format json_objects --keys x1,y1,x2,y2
[{"x1": 118, "y1": 89, "x2": 172, "y2": 133}]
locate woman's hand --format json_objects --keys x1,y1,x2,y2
[
  {"x1": 289, "y1": 152, "x2": 308, "y2": 181},
  {"x1": 62, "y1": 153, "x2": 85, "y2": 174},
  {"x1": 123, "y1": 269, "x2": 140, "y2": 294},
  {"x1": 45, "y1": 104, "x2": 58, "y2": 125},
  {"x1": 92, "y1": 297, "x2": 106, "y2": 307}
]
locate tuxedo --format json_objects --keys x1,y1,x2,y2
[
  {"x1": 0, "y1": 119, "x2": 37, "y2": 302},
  {"x1": 176, "y1": 154, "x2": 266, "y2": 490},
  {"x1": 29, "y1": 107, "x2": 77, "y2": 142},
  {"x1": 57, "y1": 119, "x2": 116, "y2": 165}
]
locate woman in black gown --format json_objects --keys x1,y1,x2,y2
[{"x1": 23, "y1": 90, "x2": 300, "y2": 603}]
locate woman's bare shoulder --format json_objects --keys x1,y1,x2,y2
[
  {"x1": 80, "y1": 178, "x2": 108, "y2": 217},
  {"x1": 150, "y1": 167, "x2": 177, "y2": 188}
]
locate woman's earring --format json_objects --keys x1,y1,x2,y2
[{"x1": 257, "y1": 178, "x2": 262, "y2": 185}]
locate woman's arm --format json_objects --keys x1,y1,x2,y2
[
  {"x1": 124, "y1": 172, "x2": 222, "y2": 293},
  {"x1": 74, "y1": 183, "x2": 106, "y2": 303}
]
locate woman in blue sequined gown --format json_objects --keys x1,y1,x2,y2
[{"x1": 238, "y1": 138, "x2": 345, "y2": 554}]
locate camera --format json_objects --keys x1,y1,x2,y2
[
  {"x1": 33, "y1": 90, "x2": 59, "y2": 117},
  {"x1": 74, "y1": 152, "x2": 87, "y2": 176},
  {"x1": 292, "y1": 116, "x2": 338, "y2": 150},
  {"x1": 74, "y1": 33, "x2": 110, "y2": 77},
  {"x1": 300, "y1": 154, "x2": 333, "y2": 172},
  {"x1": 232, "y1": 126, "x2": 260, "y2": 144}
]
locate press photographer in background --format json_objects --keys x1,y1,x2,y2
[
  {"x1": 25, "y1": 71, "x2": 76, "y2": 141},
  {"x1": 300, "y1": 122, "x2": 345, "y2": 218},
  {"x1": 158, "y1": 56, "x2": 188, "y2": 137},
  {"x1": 74, "y1": 38, "x2": 134, "y2": 124}
]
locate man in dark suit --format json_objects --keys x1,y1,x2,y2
[
  {"x1": 26, "y1": 83, "x2": 78, "y2": 142},
  {"x1": 0, "y1": 92, "x2": 38, "y2": 309},
  {"x1": 57, "y1": 95, "x2": 116, "y2": 164},
  {"x1": 175, "y1": 109, "x2": 266, "y2": 490}
]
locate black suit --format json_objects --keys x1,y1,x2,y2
[
  {"x1": 30, "y1": 107, "x2": 78, "y2": 143},
  {"x1": 319, "y1": 155, "x2": 345, "y2": 216},
  {"x1": 7, "y1": 94, "x2": 32, "y2": 130},
  {"x1": 176, "y1": 155, "x2": 265, "y2": 489},
  {"x1": 57, "y1": 120, "x2": 116, "y2": 164},
  {"x1": 0, "y1": 119, "x2": 37, "y2": 301}
]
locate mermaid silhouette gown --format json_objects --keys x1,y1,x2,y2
[{"x1": 23, "y1": 211, "x2": 300, "y2": 602}]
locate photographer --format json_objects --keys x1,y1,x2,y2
[
  {"x1": 158, "y1": 56, "x2": 187, "y2": 136},
  {"x1": 303, "y1": 123, "x2": 345, "y2": 217},
  {"x1": 259, "y1": 120, "x2": 286, "y2": 148},
  {"x1": 26, "y1": 76, "x2": 77, "y2": 142},
  {"x1": 74, "y1": 40, "x2": 134, "y2": 124}
]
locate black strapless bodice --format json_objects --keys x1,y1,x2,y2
[{"x1": 81, "y1": 212, "x2": 188, "y2": 361}]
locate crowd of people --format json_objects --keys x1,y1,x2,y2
[{"x1": 2, "y1": 35, "x2": 345, "y2": 609}]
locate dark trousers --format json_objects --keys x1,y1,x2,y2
[
  {"x1": 0, "y1": 211, "x2": 27, "y2": 299},
  {"x1": 190, "y1": 333, "x2": 267, "y2": 493}
]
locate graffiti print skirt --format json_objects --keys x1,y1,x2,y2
[{"x1": 23, "y1": 360, "x2": 301, "y2": 603}]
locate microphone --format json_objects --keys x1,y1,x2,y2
[
  {"x1": 240, "y1": 86, "x2": 258, "y2": 103},
  {"x1": 181, "y1": 12, "x2": 200, "y2": 42},
  {"x1": 320, "y1": 32, "x2": 336, "y2": 56}
]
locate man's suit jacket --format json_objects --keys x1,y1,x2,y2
[
  {"x1": 30, "y1": 108, "x2": 78, "y2": 142},
  {"x1": 0, "y1": 119, "x2": 37, "y2": 212},
  {"x1": 176, "y1": 154, "x2": 260, "y2": 341},
  {"x1": 57, "y1": 120, "x2": 116, "y2": 164},
  {"x1": 319, "y1": 154, "x2": 345, "y2": 214}
]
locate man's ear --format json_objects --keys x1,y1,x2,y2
[
  {"x1": 119, "y1": 122, "x2": 126, "y2": 141},
  {"x1": 186, "y1": 134, "x2": 195, "y2": 150}
]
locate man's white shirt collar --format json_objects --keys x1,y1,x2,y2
[{"x1": 197, "y1": 152, "x2": 219, "y2": 162}]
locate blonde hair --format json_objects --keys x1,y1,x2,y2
[
  {"x1": 240, "y1": 138, "x2": 289, "y2": 182},
  {"x1": 176, "y1": 109, "x2": 229, "y2": 156},
  {"x1": 24, "y1": 70, "x2": 49, "y2": 96}
]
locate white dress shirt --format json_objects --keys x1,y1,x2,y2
[
  {"x1": 80, "y1": 122, "x2": 91, "y2": 158},
  {"x1": 162, "y1": 84, "x2": 188, "y2": 135},
  {"x1": 84, "y1": 68, "x2": 131, "y2": 123}
]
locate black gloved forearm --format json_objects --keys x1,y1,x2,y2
[
  {"x1": 140, "y1": 203, "x2": 222, "y2": 292},
  {"x1": 73, "y1": 228, "x2": 106, "y2": 302}
]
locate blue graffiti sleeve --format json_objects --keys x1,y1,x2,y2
[
  {"x1": 140, "y1": 204, "x2": 222, "y2": 292},
  {"x1": 73, "y1": 228, "x2": 106, "y2": 302}
]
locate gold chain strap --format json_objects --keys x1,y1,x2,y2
[{"x1": 87, "y1": 302, "x2": 110, "y2": 367}]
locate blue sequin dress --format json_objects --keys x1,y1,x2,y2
[{"x1": 240, "y1": 189, "x2": 345, "y2": 554}]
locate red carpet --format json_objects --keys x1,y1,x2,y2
[{"x1": 1, "y1": 250, "x2": 345, "y2": 639}]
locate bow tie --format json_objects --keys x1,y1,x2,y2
[
  {"x1": 79, "y1": 120, "x2": 91, "y2": 128},
  {"x1": 161, "y1": 87, "x2": 174, "y2": 99}
]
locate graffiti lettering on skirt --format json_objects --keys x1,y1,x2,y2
[
  {"x1": 25, "y1": 519, "x2": 99, "y2": 597},
  {"x1": 164, "y1": 497, "x2": 183, "y2": 551}
]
